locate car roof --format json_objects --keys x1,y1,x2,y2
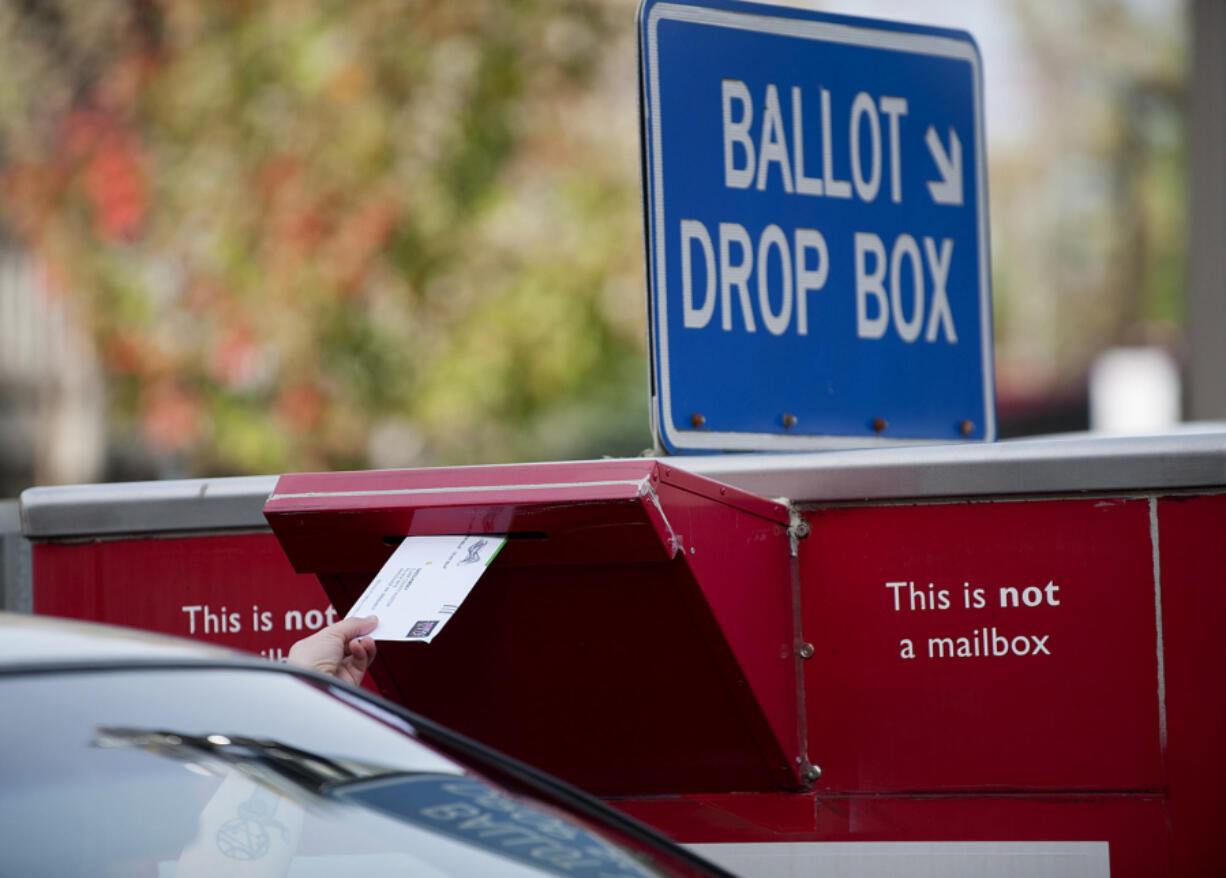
[{"x1": 0, "y1": 611, "x2": 243, "y2": 668}]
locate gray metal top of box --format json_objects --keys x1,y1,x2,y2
[{"x1": 19, "y1": 430, "x2": 1226, "y2": 539}]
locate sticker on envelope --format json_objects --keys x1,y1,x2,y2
[{"x1": 345, "y1": 534, "x2": 506, "y2": 643}]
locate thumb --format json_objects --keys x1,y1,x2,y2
[{"x1": 332, "y1": 615, "x2": 379, "y2": 641}]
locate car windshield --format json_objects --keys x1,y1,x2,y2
[{"x1": 0, "y1": 666, "x2": 704, "y2": 878}]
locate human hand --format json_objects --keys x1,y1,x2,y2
[{"x1": 286, "y1": 616, "x2": 378, "y2": 686}]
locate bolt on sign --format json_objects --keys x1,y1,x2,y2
[{"x1": 638, "y1": 0, "x2": 996, "y2": 453}]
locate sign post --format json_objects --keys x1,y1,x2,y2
[{"x1": 639, "y1": 0, "x2": 995, "y2": 453}]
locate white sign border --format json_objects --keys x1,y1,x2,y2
[{"x1": 642, "y1": 2, "x2": 996, "y2": 453}]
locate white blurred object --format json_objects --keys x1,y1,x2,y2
[
  {"x1": 1089, "y1": 347, "x2": 1181, "y2": 434},
  {"x1": 0, "y1": 249, "x2": 104, "y2": 487}
]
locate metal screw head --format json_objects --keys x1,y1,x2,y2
[
  {"x1": 959, "y1": 419, "x2": 975, "y2": 436},
  {"x1": 872, "y1": 417, "x2": 887, "y2": 433},
  {"x1": 782, "y1": 412, "x2": 798, "y2": 429},
  {"x1": 691, "y1": 412, "x2": 706, "y2": 428},
  {"x1": 792, "y1": 518, "x2": 811, "y2": 539},
  {"x1": 803, "y1": 764, "x2": 822, "y2": 782},
  {"x1": 797, "y1": 642, "x2": 815, "y2": 659}
]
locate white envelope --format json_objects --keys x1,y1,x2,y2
[{"x1": 345, "y1": 534, "x2": 506, "y2": 643}]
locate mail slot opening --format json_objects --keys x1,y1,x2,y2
[
  {"x1": 265, "y1": 458, "x2": 803, "y2": 796},
  {"x1": 380, "y1": 531, "x2": 549, "y2": 548}
]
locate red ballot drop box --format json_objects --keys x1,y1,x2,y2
[
  {"x1": 264, "y1": 459, "x2": 806, "y2": 796},
  {"x1": 19, "y1": 433, "x2": 1226, "y2": 876}
]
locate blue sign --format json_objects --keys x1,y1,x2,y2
[{"x1": 639, "y1": 0, "x2": 995, "y2": 454}]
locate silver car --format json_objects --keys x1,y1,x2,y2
[{"x1": 0, "y1": 612, "x2": 733, "y2": 878}]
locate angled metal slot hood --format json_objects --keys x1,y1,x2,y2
[{"x1": 265, "y1": 459, "x2": 803, "y2": 796}]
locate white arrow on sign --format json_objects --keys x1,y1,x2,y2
[{"x1": 925, "y1": 126, "x2": 963, "y2": 206}]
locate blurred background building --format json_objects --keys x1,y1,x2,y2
[{"x1": 0, "y1": 0, "x2": 1218, "y2": 495}]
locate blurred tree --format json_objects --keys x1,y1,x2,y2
[
  {"x1": 0, "y1": 0, "x2": 1190, "y2": 480},
  {"x1": 990, "y1": 0, "x2": 1185, "y2": 409},
  {"x1": 0, "y1": 0, "x2": 649, "y2": 477}
]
